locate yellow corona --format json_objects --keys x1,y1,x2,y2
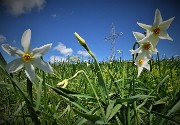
[{"x1": 22, "y1": 53, "x2": 32, "y2": 62}]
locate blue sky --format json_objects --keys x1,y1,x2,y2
[{"x1": 0, "y1": 0, "x2": 179, "y2": 63}]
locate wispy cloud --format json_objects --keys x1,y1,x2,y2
[
  {"x1": 51, "y1": 13, "x2": 57, "y2": 18},
  {"x1": 49, "y1": 55, "x2": 67, "y2": 63},
  {"x1": 54, "y1": 42, "x2": 73, "y2": 56},
  {"x1": 0, "y1": 35, "x2": 7, "y2": 43},
  {"x1": 77, "y1": 50, "x2": 90, "y2": 57},
  {"x1": 1, "y1": 0, "x2": 46, "y2": 16}
]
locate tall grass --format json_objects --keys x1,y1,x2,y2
[{"x1": 0, "y1": 50, "x2": 180, "y2": 125}]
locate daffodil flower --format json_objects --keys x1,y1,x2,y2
[
  {"x1": 130, "y1": 32, "x2": 158, "y2": 59},
  {"x1": 137, "y1": 9, "x2": 175, "y2": 48},
  {"x1": 1, "y1": 29, "x2": 53, "y2": 82},
  {"x1": 134, "y1": 54, "x2": 150, "y2": 77}
]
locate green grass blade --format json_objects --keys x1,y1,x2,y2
[
  {"x1": 49, "y1": 86, "x2": 89, "y2": 112},
  {"x1": 73, "y1": 108, "x2": 102, "y2": 124},
  {"x1": 106, "y1": 101, "x2": 115, "y2": 120},
  {"x1": 108, "y1": 104, "x2": 122, "y2": 122},
  {"x1": 0, "y1": 52, "x2": 7, "y2": 69}
]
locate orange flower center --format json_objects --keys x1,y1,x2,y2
[
  {"x1": 153, "y1": 27, "x2": 160, "y2": 35},
  {"x1": 138, "y1": 58, "x2": 144, "y2": 65},
  {"x1": 143, "y1": 43, "x2": 151, "y2": 50},
  {"x1": 22, "y1": 53, "x2": 32, "y2": 62}
]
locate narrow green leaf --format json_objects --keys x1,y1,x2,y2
[
  {"x1": 50, "y1": 86, "x2": 89, "y2": 112},
  {"x1": 74, "y1": 107, "x2": 100, "y2": 125},
  {"x1": 35, "y1": 76, "x2": 43, "y2": 111},
  {"x1": 73, "y1": 108, "x2": 102, "y2": 123},
  {"x1": 14, "y1": 101, "x2": 25, "y2": 115},
  {"x1": 160, "y1": 100, "x2": 180, "y2": 125},
  {"x1": 116, "y1": 95, "x2": 154, "y2": 104},
  {"x1": 154, "y1": 97, "x2": 169, "y2": 105},
  {"x1": 0, "y1": 52, "x2": 7, "y2": 69},
  {"x1": 56, "y1": 86, "x2": 80, "y2": 94},
  {"x1": 56, "y1": 86, "x2": 96, "y2": 99},
  {"x1": 108, "y1": 104, "x2": 122, "y2": 121},
  {"x1": 106, "y1": 102, "x2": 115, "y2": 120}
]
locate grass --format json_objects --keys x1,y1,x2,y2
[{"x1": 0, "y1": 54, "x2": 180, "y2": 125}]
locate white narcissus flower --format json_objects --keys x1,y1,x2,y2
[
  {"x1": 1, "y1": 29, "x2": 53, "y2": 82},
  {"x1": 137, "y1": 9, "x2": 175, "y2": 48},
  {"x1": 134, "y1": 54, "x2": 150, "y2": 77},
  {"x1": 130, "y1": 32, "x2": 158, "y2": 59}
]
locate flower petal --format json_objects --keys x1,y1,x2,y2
[
  {"x1": 21, "y1": 29, "x2": 31, "y2": 53},
  {"x1": 141, "y1": 50, "x2": 151, "y2": 59},
  {"x1": 32, "y1": 44, "x2": 52, "y2": 57},
  {"x1": 159, "y1": 30, "x2": 173, "y2": 41},
  {"x1": 159, "y1": 17, "x2": 175, "y2": 30},
  {"x1": 133, "y1": 32, "x2": 145, "y2": 41},
  {"x1": 1, "y1": 44, "x2": 24, "y2": 57},
  {"x1": 25, "y1": 63, "x2": 35, "y2": 82},
  {"x1": 143, "y1": 62, "x2": 150, "y2": 71},
  {"x1": 130, "y1": 47, "x2": 142, "y2": 54},
  {"x1": 31, "y1": 58, "x2": 53, "y2": 73},
  {"x1": 6, "y1": 58, "x2": 24, "y2": 73},
  {"x1": 149, "y1": 34, "x2": 159, "y2": 48},
  {"x1": 153, "y1": 9, "x2": 163, "y2": 27},
  {"x1": 137, "y1": 67, "x2": 143, "y2": 77},
  {"x1": 137, "y1": 22, "x2": 152, "y2": 31},
  {"x1": 138, "y1": 34, "x2": 150, "y2": 44}
]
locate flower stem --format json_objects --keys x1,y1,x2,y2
[{"x1": 27, "y1": 77, "x2": 33, "y2": 104}]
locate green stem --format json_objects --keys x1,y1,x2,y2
[
  {"x1": 27, "y1": 77, "x2": 33, "y2": 104},
  {"x1": 127, "y1": 103, "x2": 131, "y2": 125},
  {"x1": 89, "y1": 49, "x2": 109, "y2": 104},
  {"x1": 157, "y1": 52, "x2": 161, "y2": 77},
  {"x1": 42, "y1": 70, "x2": 47, "y2": 125},
  {"x1": 81, "y1": 70, "x2": 107, "y2": 123}
]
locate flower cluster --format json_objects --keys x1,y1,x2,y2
[
  {"x1": 130, "y1": 9, "x2": 174, "y2": 77},
  {"x1": 1, "y1": 29, "x2": 53, "y2": 82}
]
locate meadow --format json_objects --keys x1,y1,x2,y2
[{"x1": 0, "y1": 52, "x2": 180, "y2": 125}]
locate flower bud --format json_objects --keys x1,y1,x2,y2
[{"x1": 74, "y1": 32, "x2": 86, "y2": 47}]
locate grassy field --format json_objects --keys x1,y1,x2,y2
[{"x1": 0, "y1": 54, "x2": 180, "y2": 125}]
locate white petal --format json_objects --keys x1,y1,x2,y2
[
  {"x1": 1, "y1": 44, "x2": 24, "y2": 57},
  {"x1": 143, "y1": 62, "x2": 150, "y2": 71},
  {"x1": 149, "y1": 34, "x2": 159, "y2": 48},
  {"x1": 133, "y1": 32, "x2": 145, "y2": 41},
  {"x1": 137, "y1": 67, "x2": 143, "y2": 77},
  {"x1": 141, "y1": 50, "x2": 151, "y2": 59},
  {"x1": 159, "y1": 30, "x2": 173, "y2": 41},
  {"x1": 153, "y1": 9, "x2": 163, "y2": 27},
  {"x1": 6, "y1": 58, "x2": 24, "y2": 73},
  {"x1": 159, "y1": 17, "x2": 175, "y2": 30},
  {"x1": 153, "y1": 48, "x2": 158, "y2": 54},
  {"x1": 31, "y1": 58, "x2": 53, "y2": 73},
  {"x1": 21, "y1": 29, "x2": 31, "y2": 53},
  {"x1": 25, "y1": 63, "x2": 35, "y2": 82},
  {"x1": 138, "y1": 34, "x2": 150, "y2": 44},
  {"x1": 130, "y1": 47, "x2": 142, "y2": 54},
  {"x1": 137, "y1": 22, "x2": 152, "y2": 31},
  {"x1": 32, "y1": 44, "x2": 52, "y2": 57}
]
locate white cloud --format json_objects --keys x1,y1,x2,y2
[
  {"x1": 54, "y1": 42, "x2": 73, "y2": 56},
  {"x1": 0, "y1": 35, "x2": 6, "y2": 43},
  {"x1": 1, "y1": 0, "x2": 45, "y2": 16},
  {"x1": 51, "y1": 14, "x2": 57, "y2": 18},
  {"x1": 77, "y1": 50, "x2": 90, "y2": 57},
  {"x1": 49, "y1": 56, "x2": 67, "y2": 63}
]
